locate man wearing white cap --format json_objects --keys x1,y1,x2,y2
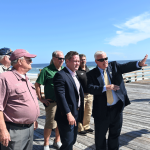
[{"x1": 0, "y1": 49, "x2": 40, "y2": 150}]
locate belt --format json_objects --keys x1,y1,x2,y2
[{"x1": 5, "y1": 122, "x2": 33, "y2": 128}]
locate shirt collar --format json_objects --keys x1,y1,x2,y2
[
  {"x1": 78, "y1": 65, "x2": 88, "y2": 71},
  {"x1": 0, "y1": 63, "x2": 8, "y2": 70},
  {"x1": 65, "y1": 66, "x2": 76, "y2": 77},
  {"x1": 49, "y1": 63, "x2": 64, "y2": 71},
  {"x1": 98, "y1": 66, "x2": 104, "y2": 74},
  {"x1": 12, "y1": 68, "x2": 29, "y2": 81}
]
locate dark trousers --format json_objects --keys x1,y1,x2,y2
[
  {"x1": 57, "y1": 122, "x2": 78, "y2": 150},
  {"x1": 94, "y1": 101, "x2": 123, "y2": 150}
]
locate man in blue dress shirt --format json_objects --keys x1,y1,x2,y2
[{"x1": 87, "y1": 51, "x2": 148, "y2": 150}]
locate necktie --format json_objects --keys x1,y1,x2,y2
[{"x1": 104, "y1": 69, "x2": 114, "y2": 104}]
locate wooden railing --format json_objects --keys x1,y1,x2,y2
[
  {"x1": 39, "y1": 67, "x2": 150, "y2": 85},
  {"x1": 123, "y1": 66, "x2": 150, "y2": 83}
]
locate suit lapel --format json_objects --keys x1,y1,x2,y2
[
  {"x1": 107, "y1": 66, "x2": 113, "y2": 81},
  {"x1": 95, "y1": 66, "x2": 104, "y2": 86},
  {"x1": 63, "y1": 67, "x2": 78, "y2": 92}
]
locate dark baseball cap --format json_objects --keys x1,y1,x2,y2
[
  {"x1": 0, "y1": 47, "x2": 13, "y2": 56},
  {"x1": 10, "y1": 49, "x2": 36, "y2": 61}
]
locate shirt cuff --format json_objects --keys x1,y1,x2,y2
[
  {"x1": 102, "y1": 86, "x2": 107, "y2": 92},
  {"x1": 136, "y1": 61, "x2": 142, "y2": 68}
]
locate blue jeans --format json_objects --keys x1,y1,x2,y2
[{"x1": 57, "y1": 122, "x2": 78, "y2": 150}]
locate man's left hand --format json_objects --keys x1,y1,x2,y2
[
  {"x1": 34, "y1": 121, "x2": 38, "y2": 130},
  {"x1": 138, "y1": 54, "x2": 148, "y2": 67}
]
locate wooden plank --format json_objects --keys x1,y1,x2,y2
[{"x1": 33, "y1": 82, "x2": 150, "y2": 150}]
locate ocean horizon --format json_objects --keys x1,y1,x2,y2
[{"x1": 27, "y1": 59, "x2": 150, "y2": 79}]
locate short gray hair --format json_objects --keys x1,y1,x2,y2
[
  {"x1": 94, "y1": 51, "x2": 105, "y2": 59},
  {"x1": 11, "y1": 57, "x2": 24, "y2": 67},
  {"x1": 0, "y1": 55, "x2": 5, "y2": 61},
  {"x1": 65, "y1": 51, "x2": 79, "y2": 61},
  {"x1": 50, "y1": 50, "x2": 63, "y2": 64},
  {"x1": 52, "y1": 50, "x2": 63, "y2": 57}
]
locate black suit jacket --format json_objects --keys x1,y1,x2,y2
[
  {"x1": 53, "y1": 67, "x2": 84, "y2": 125},
  {"x1": 87, "y1": 61, "x2": 141, "y2": 119}
]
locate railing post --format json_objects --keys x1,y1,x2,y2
[
  {"x1": 142, "y1": 68, "x2": 144, "y2": 80},
  {"x1": 135, "y1": 72, "x2": 137, "y2": 82}
]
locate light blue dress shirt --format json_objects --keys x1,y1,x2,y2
[{"x1": 98, "y1": 61, "x2": 141, "y2": 106}]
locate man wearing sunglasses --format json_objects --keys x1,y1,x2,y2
[
  {"x1": 35, "y1": 51, "x2": 64, "y2": 150},
  {"x1": 0, "y1": 49, "x2": 40, "y2": 150},
  {"x1": 87, "y1": 51, "x2": 148, "y2": 150}
]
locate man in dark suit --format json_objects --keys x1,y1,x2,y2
[
  {"x1": 87, "y1": 51, "x2": 148, "y2": 150},
  {"x1": 53, "y1": 51, "x2": 84, "y2": 150}
]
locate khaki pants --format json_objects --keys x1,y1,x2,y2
[
  {"x1": 45, "y1": 102, "x2": 57, "y2": 129},
  {"x1": 78, "y1": 94, "x2": 93, "y2": 132}
]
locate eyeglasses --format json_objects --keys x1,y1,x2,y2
[
  {"x1": 96, "y1": 57, "x2": 108, "y2": 62},
  {"x1": 55, "y1": 57, "x2": 65, "y2": 61},
  {"x1": 24, "y1": 58, "x2": 32, "y2": 63}
]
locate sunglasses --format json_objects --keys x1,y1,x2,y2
[
  {"x1": 96, "y1": 57, "x2": 108, "y2": 62},
  {"x1": 55, "y1": 57, "x2": 65, "y2": 61},
  {"x1": 25, "y1": 58, "x2": 32, "y2": 63}
]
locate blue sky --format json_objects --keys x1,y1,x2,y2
[{"x1": 0, "y1": 0, "x2": 150, "y2": 64}]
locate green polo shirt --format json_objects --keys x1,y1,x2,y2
[{"x1": 36, "y1": 63, "x2": 64, "y2": 101}]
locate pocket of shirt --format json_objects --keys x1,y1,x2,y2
[{"x1": 15, "y1": 88, "x2": 28, "y2": 102}]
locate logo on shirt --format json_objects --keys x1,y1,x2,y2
[{"x1": 80, "y1": 73, "x2": 84, "y2": 75}]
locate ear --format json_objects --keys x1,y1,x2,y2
[
  {"x1": 95, "y1": 59, "x2": 97, "y2": 63},
  {"x1": 66, "y1": 59, "x2": 69, "y2": 65},
  {"x1": 18, "y1": 59, "x2": 22, "y2": 65},
  {"x1": 4, "y1": 55, "x2": 8, "y2": 60}
]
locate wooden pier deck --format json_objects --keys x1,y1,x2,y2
[{"x1": 33, "y1": 81, "x2": 150, "y2": 150}]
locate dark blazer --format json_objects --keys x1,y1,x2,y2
[
  {"x1": 53, "y1": 67, "x2": 84, "y2": 125},
  {"x1": 87, "y1": 61, "x2": 141, "y2": 119}
]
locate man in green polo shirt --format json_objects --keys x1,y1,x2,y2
[{"x1": 35, "y1": 51, "x2": 64, "y2": 150}]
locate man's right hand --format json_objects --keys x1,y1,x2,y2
[
  {"x1": 40, "y1": 99, "x2": 51, "y2": 106},
  {"x1": 0, "y1": 129, "x2": 11, "y2": 147},
  {"x1": 106, "y1": 84, "x2": 120, "y2": 91},
  {"x1": 67, "y1": 112, "x2": 76, "y2": 126}
]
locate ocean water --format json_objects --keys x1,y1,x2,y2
[{"x1": 27, "y1": 59, "x2": 150, "y2": 79}]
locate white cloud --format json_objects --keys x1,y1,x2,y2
[
  {"x1": 116, "y1": 31, "x2": 123, "y2": 34},
  {"x1": 108, "y1": 12, "x2": 150, "y2": 46},
  {"x1": 107, "y1": 52, "x2": 124, "y2": 55},
  {"x1": 107, "y1": 52, "x2": 127, "y2": 59}
]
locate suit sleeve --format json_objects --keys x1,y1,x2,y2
[
  {"x1": 53, "y1": 72, "x2": 71, "y2": 115},
  {"x1": 87, "y1": 71, "x2": 104, "y2": 95},
  {"x1": 115, "y1": 61, "x2": 141, "y2": 74}
]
